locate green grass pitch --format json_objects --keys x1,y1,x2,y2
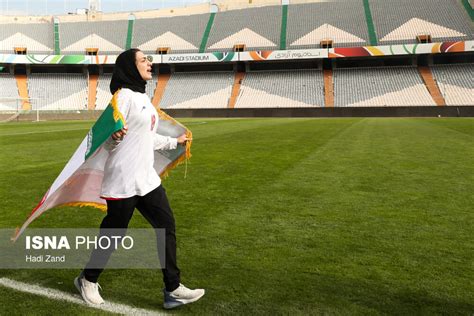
[{"x1": 0, "y1": 118, "x2": 473, "y2": 315}]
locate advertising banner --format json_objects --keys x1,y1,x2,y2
[
  {"x1": 0, "y1": 41, "x2": 470, "y2": 65},
  {"x1": 0, "y1": 54, "x2": 115, "y2": 65},
  {"x1": 329, "y1": 41, "x2": 470, "y2": 58},
  {"x1": 239, "y1": 49, "x2": 328, "y2": 61},
  {"x1": 162, "y1": 52, "x2": 237, "y2": 64}
]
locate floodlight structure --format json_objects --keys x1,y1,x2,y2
[{"x1": 88, "y1": 0, "x2": 101, "y2": 12}]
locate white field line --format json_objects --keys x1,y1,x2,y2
[
  {"x1": 1, "y1": 128, "x2": 89, "y2": 137},
  {"x1": 183, "y1": 121, "x2": 207, "y2": 125},
  {"x1": 0, "y1": 277, "x2": 165, "y2": 316}
]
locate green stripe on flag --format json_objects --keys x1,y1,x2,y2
[{"x1": 85, "y1": 103, "x2": 125, "y2": 160}]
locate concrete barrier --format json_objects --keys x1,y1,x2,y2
[{"x1": 1, "y1": 106, "x2": 472, "y2": 122}]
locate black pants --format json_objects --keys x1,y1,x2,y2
[{"x1": 83, "y1": 185, "x2": 180, "y2": 292}]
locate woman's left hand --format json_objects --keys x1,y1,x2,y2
[{"x1": 177, "y1": 134, "x2": 192, "y2": 145}]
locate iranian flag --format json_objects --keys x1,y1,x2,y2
[{"x1": 12, "y1": 91, "x2": 192, "y2": 242}]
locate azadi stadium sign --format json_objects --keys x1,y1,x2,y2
[{"x1": 0, "y1": 41, "x2": 471, "y2": 65}]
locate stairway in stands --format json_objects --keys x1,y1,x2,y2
[
  {"x1": 14, "y1": 74, "x2": 31, "y2": 110},
  {"x1": 418, "y1": 66, "x2": 446, "y2": 106},
  {"x1": 152, "y1": 73, "x2": 171, "y2": 108},
  {"x1": 228, "y1": 72, "x2": 246, "y2": 109},
  {"x1": 88, "y1": 74, "x2": 98, "y2": 110},
  {"x1": 323, "y1": 69, "x2": 334, "y2": 107}
]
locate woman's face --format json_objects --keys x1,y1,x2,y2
[{"x1": 135, "y1": 50, "x2": 153, "y2": 81}]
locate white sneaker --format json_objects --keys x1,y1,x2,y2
[
  {"x1": 163, "y1": 283, "x2": 205, "y2": 309},
  {"x1": 74, "y1": 274, "x2": 104, "y2": 305}
]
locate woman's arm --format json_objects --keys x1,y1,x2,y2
[{"x1": 153, "y1": 133, "x2": 191, "y2": 151}]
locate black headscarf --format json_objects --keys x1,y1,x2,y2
[{"x1": 110, "y1": 48, "x2": 146, "y2": 94}]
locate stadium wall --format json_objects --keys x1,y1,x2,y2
[
  {"x1": 164, "y1": 106, "x2": 474, "y2": 118},
  {"x1": 2, "y1": 106, "x2": 473, "y2": 122}
]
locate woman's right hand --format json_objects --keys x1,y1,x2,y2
[
  {"x1": 112, "y1": 126, "x2": 128, "y2": 140},
  {"x1": 177, "y1": 133, "x2": 192, "y2": 145}
]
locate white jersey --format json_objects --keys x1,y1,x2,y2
[{"x1": 100, "y1": 88, "x2": 177, "y2": 199}]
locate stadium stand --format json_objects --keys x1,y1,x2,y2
[
  {"x1": 235, "y1": 70, "x2": 325, "y2": 108},
  {"x1": 206, "y1": 6, "x2": 281, "y2": 52},
  {"x1": 133, "y1": 14, "x2": 210, "y2": 54},
  {"x1": 59, "y1": 20, "x2": 128, "y2": 54},
  {"x1": 159, "y1": 72, "x2": 234, "y2": 109},
  {"x1": 0, "y1": 22, "x2": 54, "y2": 54},
  {"x1": 2, "y1": 0, "x2": 472, "y2": 55},
  {"x1": 0, "y1": 1, "x2": 472, "y2": 114},
  {"x1": 146, "y1": 75, "x2": 158, "y2": 101},
  {"x1": 0, "y1": 74, "x2": 20, "y2": 111},
  {"x1": 28, "y1": 73, "x2": 88, "y2": 110},
  {"x1": 95, "y1": 73, "x2": 156, "y2": 109},
  {"x1": 95, "y1": 73, "x2": 113, "y2": 110},
  {"x1": 287, "y1": 1, "x2": 370, "y2": 49},
  {"x1": 370, "y1": 0, "x2": 472, "y2": 45},
  {"x1": 333, "y1": 66, "x2": 436, "y2": 107},
  {"x1": 431, "y1": 64, "x2": 474, "y2": 105}
]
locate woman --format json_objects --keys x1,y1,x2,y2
[{"x1": 74, "y1": 48, "x2": 204, "y2": 310}]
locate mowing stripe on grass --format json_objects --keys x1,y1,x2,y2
[
  {"x1": 1, "y1": 127, "x2": 90, "y2": 136},
  {"x1": 0, "y1": 278, "x2": 165, "y2": 315},
  {"x1": 182, "y1": 121, "x2": 208, "y2": 126}
]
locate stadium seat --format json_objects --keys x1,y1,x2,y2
[
  {"x1": 235, "y1": 70, "x2": 325, "y2": 108},
  {"x1": 206, "y1": 6, "x2": 281, "y2": 52},
  {"x1": 28, "y1": 73, "x2": 88, "y2": 110},
  {"x1": 287, "y1": 2, "x2": 369, "y2": 49},
  {"x1": 159, "y1": 72, "x2": 234, "y2": 109},
  {"x1": 133, "y1": 14, "x2": 210, "y2": 54},
  {"x1": 370, "y1": 0, "x2": 471, "y2": 44},
  {"x1": 334, "y1": 66, "x2": 436, "y2": 107},
  {"x1": 431, "y1": 64, "x2": 474, "y2": 105},
  {"x1": 0, "y1": 74, "x2": 21, "y2": 111},
  {"x1": 0, "y1": 23, "x2": 53, "y2": 54},
  {"x1": 60, "y1": 20, "x2": 128, "y2": 54}
]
